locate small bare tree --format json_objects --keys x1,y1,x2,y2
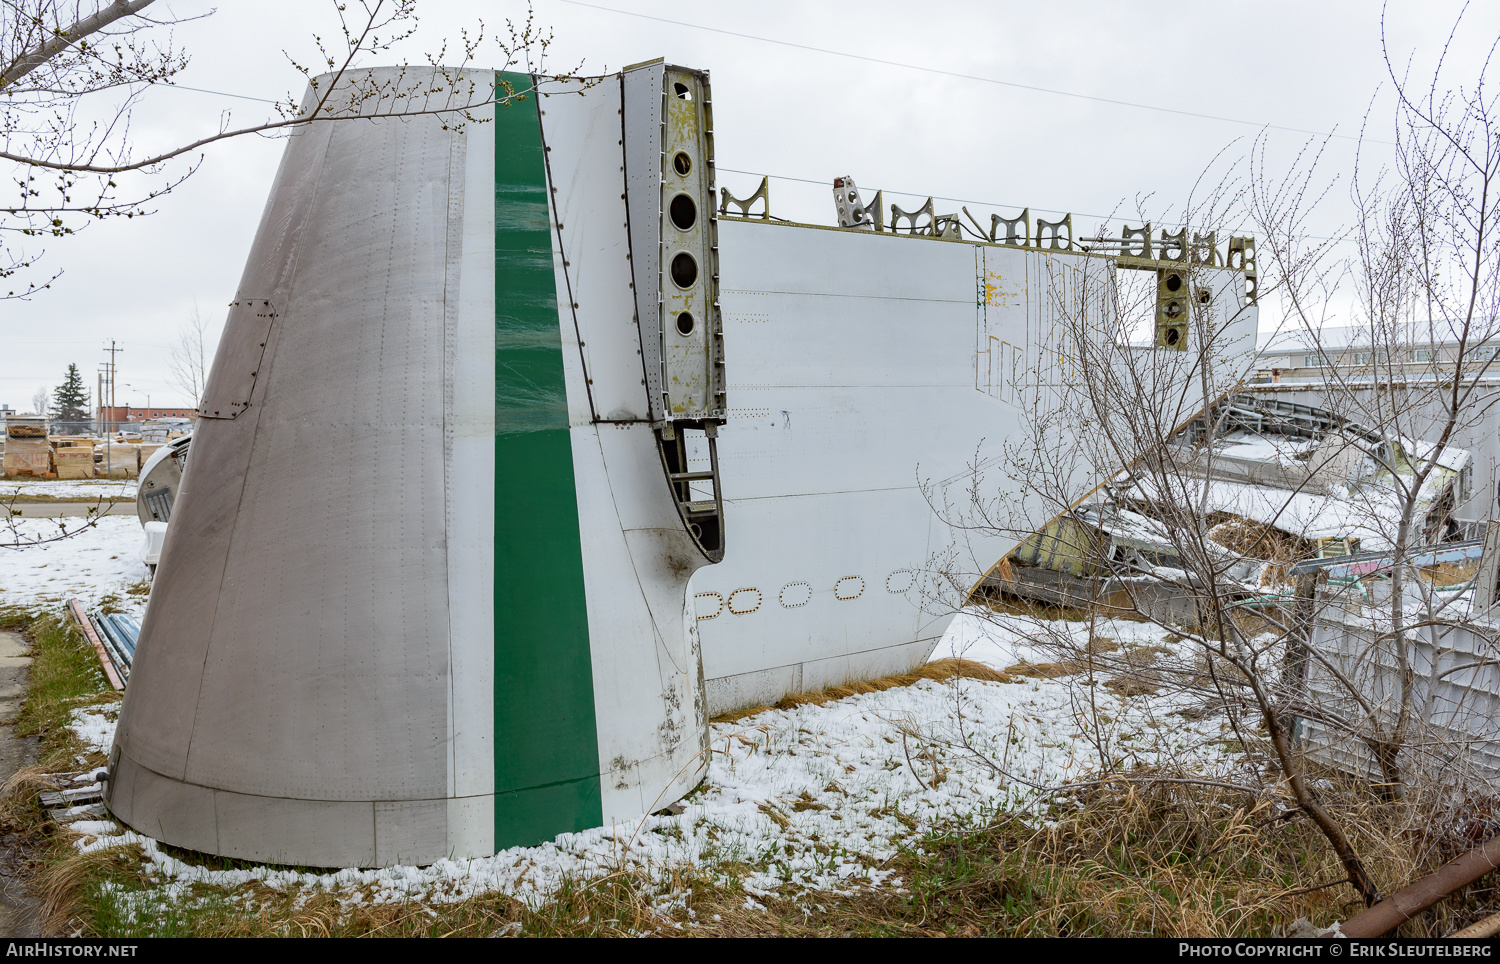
[
  {"x1": 1, "y1": 0, "x2": 570, "y2": 298},
  {"x1": 934, "y1": 15, "x2": 1500, "y2": 914},
  {"x1": 166, "y1": 303, "x2": 211, "y2": 411},
  {"x1": 1246, "y1": 12, "x2": 1500, "y2": 801}
]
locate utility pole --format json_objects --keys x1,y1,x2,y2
[
  {"x1": 103, "y1": 341, "x2": 123, "y2": 418},
  {"x1": 101, "y1": 341, "x2": 124, "y2": 430}
]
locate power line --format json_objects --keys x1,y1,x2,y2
[
  {"x1": 166, "y1": 84, "x2": 279, "y2": 105},
  {"x1": 137, "y1": 49, "x2": 1348, "y2": 241},
  {"x1": 721, "y1": 166, "x2": 1096, "y2": 220},
  {"x1": 553, "y1": 0, "x2": 1389, "y2": 146},
  {"x1": 718, "y1": 167, "x2": 1282, "y2": 238},
  {"x1": 151, "y1": 5, "x2": 1384, "y2": 147}
]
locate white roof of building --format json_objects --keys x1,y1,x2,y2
[{"x1": 1257, "y1": 321, "x2": 1500, "y2": 354}]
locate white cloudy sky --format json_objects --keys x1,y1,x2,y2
[{"x1": 3, "y1": 0, "x2": 1497, "y2": 410}]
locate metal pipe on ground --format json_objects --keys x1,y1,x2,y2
[
  {"x1": 1452, "y1": 909, "x2": 1500, "y2": 939},
  {"x1": 65, "y1": 599, "x2": 123, "y2": 691},
  {"x1": 1337, "y1": 835, "x2": 1500, "y2": 937}
]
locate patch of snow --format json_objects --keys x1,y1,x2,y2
[
  {"x1": 70, "y1": 820, "x2": 121, "y2": 836},
  {"x1": 0, "y1": 479, "x2": 137, "y2": 501},
  {"x1": 0, "y1": 516, "x2": 149, "y2": 607},
  {"x1": 71, "y1": 608, "x2": 1242, "y2": 915},
  {"x1": 70, "y1": 710, "x2": 116, "y2": 754},
  {"x1": 1197, "y1": 479, "x2": 1401, "y2": 549},
  {"x1": 1214, "y1": 430, "x2": 1314, "y2": 467}
]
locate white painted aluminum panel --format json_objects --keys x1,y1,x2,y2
[
  {"x1": 696, "y1": 219, "x2": 1254, "y2": 712},
  {"x1": 543, "y1": 86, "x2": 711, "y2": 826},
  {"x1": 540, "y1": 79, "x2": 652, "y2": 423}
]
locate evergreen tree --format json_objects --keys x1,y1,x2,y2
[{"x1": 50, "y1": 364, "x2": 91, "y2": 422}]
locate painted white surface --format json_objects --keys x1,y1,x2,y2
[
  {"x1": 446, "y1": 98, "x2": 497, "y2": 849},
  {"x1": 695, "y1": 219, "x2": 1256, "y2": 711},
  {"x1": 542, "y1": 82, "x2": 711, "y2": 825}
]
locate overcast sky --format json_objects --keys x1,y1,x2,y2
[{"x1": 4, "y1": 0, "x2": 1497, "y2": 411}]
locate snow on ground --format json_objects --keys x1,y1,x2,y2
[
  {"x1": 0, "y1": 516, "x2": 149, "y2": 606},
  {"x1": 71, "y1": 709, "x2": 116, "y2": 755},
  {"x1": 933, "y1": 608, "x2": 1175, "y2": 669},
  {"x1": 0, "y1": 507, "x2": 1243, "y2": 916},
  {"x1": 1, "y1": 479, "x2": 137, "y2": 501},
  {"x1": 60, "y1": 608, "x2": 1244, "y2": 916}
]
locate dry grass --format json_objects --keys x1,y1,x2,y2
[
  {"x1": 56, "y1": 773, "x2": 1500, "y2": 938},
  {"x1": 712, "y1": 658, "x2": 1015, "y2": 723},
  {"x1": 37, "y1": 842, "x2": 151, "y2": 934},
  {"x1": 968, "y1": 586, "x2": 1100, "y2": 622},
  {"x1": 1002, "y1": 660, "x2": 1086, "y2": 679},
  {"x1": 5, "y1": 607, "x2": 1497, "y2": 937},
  {"x1": 1206, "y1": 514, "x2": 1315, "y2": 563},
  {"x1": 1423, "y1": 560, "x2": 1478, "y2": 587},
  {"x1": 0, "y1": 765, "x2": 65, "y2": 827}
]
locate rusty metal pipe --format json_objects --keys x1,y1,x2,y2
[{"x1": 1338, "y1": 835, "x2": 1500, "y2": 937}]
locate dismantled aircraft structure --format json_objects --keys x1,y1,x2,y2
[
  {"x1": 987, "y1": 394, "x2": 1474, "y2": 622},
  {"x1": 1287, "y1": 535, "x2": 1500, "y2": 789},
  {"x1": 107, "y1": 64, "x2": 1258, "y2": 867}
]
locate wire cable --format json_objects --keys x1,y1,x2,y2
[{"x1": 553, "y1": 0, "x2": 1388, "y2": 145}]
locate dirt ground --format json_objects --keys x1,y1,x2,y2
[{"x1": 0, "y1": 630, "x2": 41, "y2": 937}]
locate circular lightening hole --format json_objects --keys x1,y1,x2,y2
[
  {"x1": 669, "y1": 194, "x2": 698, "y2": 231},
  {"x1": 1165, "y1": 273, "x2": 1183, "y2": 292},
  {"x1": 676, "y1": 311, "x2": 695, "y2": 336},
  {"x1": 1164, "y1": 327, "x2": 1181, "y2": 346},
  {"x1": 673, "y1": 151, "x2": 692, "y2": 176},
  {"x1": 670, "y1": 252, "x2": 698, "y2": 288}
]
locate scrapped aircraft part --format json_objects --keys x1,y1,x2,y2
[
  {"x1": 1192, "y1": 231, "x2": 1221, "y2": 266},
  {"x1": 1155, "y1": 265, "x2": 1189, "y2": 351},
  {"x1": 991, "y1": 208, "x2": 1030, "y2": 246},
  {"x1": 136, "y1": 434, "x2": 190, "y2": 526},
  {"x1": 619, "y1": 61, "x2": 725, "y2": 561},
  {"x1": 657, "y1": 66, "x2": 725, "y2": 424},
  {"x1": 89, "y1": 611, "x2": 138, "y2": 683},
  {"x1": 1121, "y1": 222, "x2": 1153, "y2": 259},
  {"x1": 890, "y1": 196, "x2": 935, "y2": 236},
  {"x1": 1158, "y1": 227, "x2": 1188, "y2": 263},
  {"x1": 108, "y1": 67, "x2": 713, "y2": 869},
  {"x1": 1036, "y1": 214, "x2": 1074, "y2": 250},
  {"x1": 1228, "y1": 236, "x2": 1258, "y2": 302},
  {"x1": 698, "y1": 212, "x2": 1256, "y2": 714},
  {"x1": 109, "y1": 59, "x2": 1263, "y2": 862},
  {"x1": 1477, "y1": 521, "x2": 1500, "y2": 611},
  {"x1": 658, "y1": 422, "x2": 724, "y2": 562},
  {"x1": 832, "y1": 175, "x2": 874, "y2": 229},
  {"x1": 719, "y1": 175, "x2": 770, "y2": 219},
  {"x1": 140, "y1": 520, "x2": 166, "y2": 571},
  {"x1": 1296, "y1": 571, "x2": 1500, "y2": 790}
]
